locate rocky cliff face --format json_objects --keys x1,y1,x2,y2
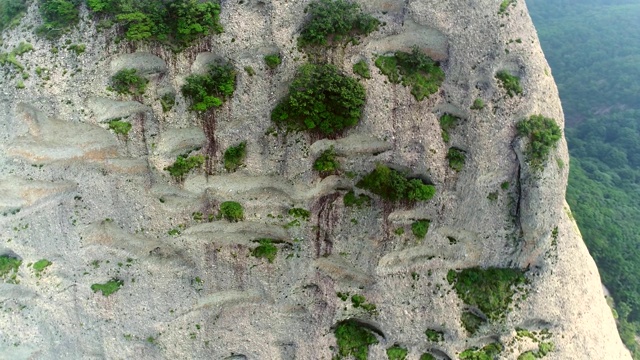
[{"x1": 0, "y1": 0, "x2": 630, "y2": 359}]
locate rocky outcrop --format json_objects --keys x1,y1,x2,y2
[{"x1": 0, "y1": 0, "x2": 629, "y2": 359}]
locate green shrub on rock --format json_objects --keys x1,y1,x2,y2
[
  {"x1": 251, "y1": 239, "x2": 277, "y2": 263},
  {"x1": 333, "y1": 319, "x2": 379, "y2": 360},
  {"x1": 220, "y1": 201, "x2": 243, "y2": 222},
  {"x1": 264, "y1": 54, "x2": 281, "y2": 69},
  {"x1": 164, "y1": 154, "x2": 205, "y2": 180},
  {"x1": 386, "y1": 345, "x2": 408, "y2": 360},
  {"x1": 108, "y1": 119, "x2": 132, "y2": 135},
  {"x1": 182, "y1": 63, "x2": 236, "y2": 112},
  {"x1": 110, "y1": 69, "x2": 148, "y2": 95},
  {"x1": 516, "y1": 115, "x2": 562, "y2": 170},
  {"x1": 223, "y1": 141, "x2": 246, "y2": 172},
  {"x1": 271, "y1": 63, "x2": 365, "y2": 136},
  {"x1": 496, "y1": 70, "x2": 522, "y2": 97},
  {"x1": 36, "y1": 0, "x2": 81, "y2": 39},
  {"x1": 0, "y1": 0, "x2": 27, "y2": 31},
  {"x1": 447, "y1": 148, "x2": 466, "y2": 172},
  {"x1": 313, "y1": 146, "x2": 340, "y2": 175},
  {"x1": 356, "y1": 164, "x2": 435, "y2": 203},
  {"x1": 411, "y1": 219, "x2": 430, "y2": 239}
]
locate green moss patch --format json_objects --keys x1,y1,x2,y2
[
  {"x1": 357, "y1": 164, "x2": 435, "y2": 203},
  {"x1": 516, "y1": 115, "x2": 562, "y2": 170},
  {"x1": 375, "y1": 46, "x2": 445, "y2": 101},
  {"x1": 271, "y1": 63, "x2": 365, "y2": 136},
  {"x1": 223, "y1": 141, "x2": 246, "y2": 172},
  {"x1": 108, "y1": 119, "x2": 132, "y2": 136},
  {"x1": 33, "y1": 259, "x2": 52, "y2": 275},
  {"x1": 251, "y1": 239, "x2": 278, "y2": 263},
  {"x1": 91, "y1": 279, "x2": 124, "y2": 296},
  {"x1": 448, "y1": 267, "x2": 527, "y2": 321},
  {"x1": 164, "y1": 154, "x2": 205, "y2": 180},
  {"x1": 333, "y1": 319, "x2": 379, "y2": 360}
]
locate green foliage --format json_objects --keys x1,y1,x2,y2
[
  {"x1": 471, "y1": 98, "x2": 485, "y2": 110},
  {"x1": 223, "y1": 141, "x2": 246, "y2": 172},
  {"x1": 439, "y1": 113, "x2": 459, "y2": 143},
  {"x1": 0, "y1": 0, "x2": 26, "y2": 31},
  {"x1": 110, "y1": 69, "x2": 148, "y2": 95},
  {"x1": 449, "y1": 267, "x2": 527, "y2": 321},
  {"x1": 499, "y1": 0, "x2": 516, "y2": 14},
  {"x1": 460, "y1": 343, "x2": 503, "y2": 360},
  {"x1": 496, "y1": 70, "x2": 523, "y2": 97},
  {"x1": 386, "y1": 345, "x2": 408, "y2": 360},
  {"x1": 182, "y1": 63, "x2": 236, "y2": 112},
  {"x1": 424, "y1": 329, "x2": 444, "y2": 342},
  {"x1": 160, "y1": 93, "x2": 175, "y2": 112},
  {"x1": 108, "y1": 119, "x2": 132, "y2": 136},
  {"x1": 271, "y1": 63, "x2": 366, "y2": 136},
  {"x1": 36, "y1": 0, "x2": 81, "y2": 39},
  {"x1": 0, "y1": 255, "x2": 21, "y2": 282},
  {"x1": 164, "y1": 154, "x2": 205, "y2": 180},
  {"x1": 420, "y1": 354, "x2": 436, "y2": 360},
  {"x1": 356, "y1": 164, "x2": 436, "y2": 203},
  {"x1": 375, "y1": 46, "x2": 445, "y2": 101},
  {"x1": 313, "y1": 146, "x2": 340, "y2": 175},
  {"x1": 220, "y1": 201, "x2": 243, "y2": 222},
  {"x1": 288, "y1": 208, "x2": 310, "y2": 220},
  {"x1": 251, "y1": 239, "x2": 277, "y2": 263},
  {"x1": 517, "y1": 342, "x2": 554, "y2": 360},
  {"x1": 411, "y1": 219, "x2": 430, "y2": 239},
  {"x1": 344, "y1": 190, "x2": 371, "y2": 208},
  {"x1": 333, "y1": 319, "x2": 379, "y2": 360},
  {"x1": 461, "y1": 311, "x2": 485, "y2": 335},
  {"x1": 33, "y1": 259, "x2": 52, "y2": 274},
  {"x1": 67, "y1": 43, "x2": 85, "y2": 54},
  {"x1": 501, "y1": 181, "x2": 510, "y2": 190},
  {"x1": 244, "y1": 66, "x2": 256, "y2": 76},
  {"x1": 353, "y1": 60, "x2": 371, "y2": 79},
  {"x1": 298, "y1": 0, "x2": 379, "y2": 47},
  {"x1": 447, "y1": 148, "x2": 466, "y2": 172},
  {"x1": 516, "y1": 115, "x2": 562, "y2": 169},
  {"x1": 87, "y1": 0, "x2": 222, "y2": 47},
  {"x1": 91, "y1": 279, "x2": 124, "y2": 296},
  {"x1": 264, "y1": 54, "x2": 281, "y2": 69}
]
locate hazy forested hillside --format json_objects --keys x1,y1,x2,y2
[{"x1": 529, "y1": 0, "x2": 640, "y2": 356}]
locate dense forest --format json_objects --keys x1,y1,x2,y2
[{"x1": 529, "y1": 0, "x2": 640, "y2": 357}]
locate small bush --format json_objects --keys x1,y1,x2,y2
[
  {"x1": 386, "y1": 345, "x2": 408, "y2": 360},
  {"x1": 91, "y1": 278, "x2": 123, "y2": 296},
  {"x1": 420, "y1": 354, "x2": 436, "y2": 360},
  {"x1": 298, "y1": 0, "x2": 379, "y2": 47},
  {"x1": 288, "y1": 208, "x2": 311, "y2": 220},
  {"x1": 182, "y1": 63, "x2": 236, "y2": 112},
  {"x1": 439, "y1": 113, "x2": 459, "y2": 143},
  {"x1": 333, "y1": 319, "x2": 379, "y2": 360},
  {"x1": 220, "y1": 201, "x2": 243, "y2": 222},
  {"x1": 33, "y1": 259, "x2": 52, "y2": 273},
  {"x1": 357, "y1": 164, "x2": 435, "y2": 202},
  {"x1": 110, "y1": 69, "x2": 148, "y2": 95},
  {"x1": 460, "y1": 311, "x2": 485, "y2": 335},
  {"x1": 516, "y1": 115, "x2": 562, "y2": 169},
  {"x1": 424, "y1": 329, "x2": 443, "y2": 342},
  {"x1": 164, "y1": 154, "x2": 205, "y2": 180},
  {"x1": 499, "y1": 0, "x2": 516, "y2": 14},
  {"x1": 264, "y1": 54, "x2": 281, "y2": 69},
  {"x1": 251, "y1": 239, "x2": 277, "y2": 263},
  {"x1": 460, "y1": 343, "x2": 503, "y2": 360},
  {"x1": 447, "y1": 148, "x2": 466, "y2": 172},
  {"x1": 471, "y1": 98, "x2": 485, "y2": 110},
  {"x1": 0, "y1": 0, "x2": 27, "y2": 31},
  {"x1": 108, "y1": 119, "x2": 132, "y2": 136},
  {"x1": 271, "y1": 63, "x2": 365, "y2": 136},
  {"x1": 36, "y1": 0, "x2": 81, "y2": 39},
  {"x1": 411, "y1": 219, "x2": 430, "y2": 239},
  {"x1": 344, "y1": 190, "x2": 371, "y2": 208},
  {"x1": 501, "y1": 181, "x2": 510, "y2": 190},
  {"x1": 0, "y1": 255, "x2": 21, "y2": 282},
  {"x1": 67, "y1": 43, "x2": 85, "y2": 55},
  {"x1": 160, "y1": 93, "x2": 175, "y2": 112},
  {"x1": 375, "y1": 46, "x2": 445, "y2": 101},
  {"x1": 352, "y1": 60, "x2": 371, "y2": 79},
  {"x1": 223, "y1": 141, "x2": 246, "y2": 172},
  {"x1": 244, "y1": 66, "x2": 256, "y2": 76},
  {"x1": 496, "y1": 70, "x2": 522, "y2": 97},
  {"x1": 313, "y1": 146, "x2": 340, "y2": 175}
]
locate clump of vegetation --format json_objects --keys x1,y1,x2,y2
[
  {"x1": 496, "y1": 70, "x2": 523, "y2": 97},
  {"x1": 461, "y1": 311, "x2": 486, "y2": 335},
  {"x1": 517, "y1": 342, "x2": 554, "y2": 360},
  {"x1": 288, "y1": 208, "x2": 311, "y2": 220},
  {"x1": 411, "y1": 219, "x2": 430, "y2": 239},
  {"x1": 110, "y1": 69, "x2": 148, "y2": 95},
  {"x1": 108, "y1": 119, "x2": 132, "y2": 136},
  {"x1": 375, "y1": 46, "x2": 445, "y2": 101},
  {"x1": 91, "y1": 278, "x2": 124, "y2": 296},
  {"x1": 0, "y1": 42, "x2": 34, "y2": 72},
  {"x1": 160, "y1": 93, "x2": 176, "y2": 112},
  {"x1": 223, "y1": 141, "x2": 246, "y2": 172},
  {"x1": 0, "y1": 0, "x2": 27, "y2": 32},
  {"x1": 164, "y1": 154, "x2": 205, "y2": 180},
  {"x1": 264, "y1": 53, "x2": 281, "y2": 69},
  {"x1": 353, "y1": 60, "x2": 371, "y2": 79},
  {"x1": 420, "y1": 354, "x2": 436, "y2": 360},
  {"x1": 471, "y1": 98, "x2": 485, "y2": 110},
  {"x1": 182, "y1": 63, "x2": 236, "y2": 112},
  {"x1": 36, "y1": 0, "x2": 81, "y2": 39},
  {"x1": 313, "y1": 146, "x2": 340, "y2": 175},
  {"x1": 460, "y1": 343, "x2": 503, "y2": 360},
  {"x1": 271, "y1": 63, "x2": 365, "y2": 136},
  {"x1": 447, "y1": 148, "x2": 466, "y2": 172},
  {"x1": 424, "y1": 329, "x2": 444, "y2": 342},
  {"x1": 516, "y1": 115, "x2": 562, "y2": 169},
  {"x1": 251, "y1": 239, "x2": 278, "y2": 263},
  {"x1": 356, "y1": 164, "x2": 436, "y2": 202},
  {"x1": 0, "y1": 255, "x2": 21, "y2": 283},
  {"x1": 350, "y1": 294, "x2": 377, "y2": 313},
  {"x1": 344, "y1": 190, "x2": 371, "y2": 208},
  {"x1": 448, "y1": 267, "x2": 527, "y2": 320},
  {"x1": 220, "y1": 201, "x2": 243, "y2": 222},
  {"x1": 244, "y1": 66, "x2": 256, "y2": 76},
  {"x1": 499, "y1": 0, "x2": 516, "y2": 14},
  {"x1": 86, "y1": 0, "x2": 223, "y2": 47},
  {"x1": 333, "y1": 319, "x2": 379, "y2": 360},
  {"x1": 298, "y1": 0, "x2": 379, "y2": 48},
  {"x1": 501, "y1": 181, "x2": 510, "y2": 190},
  {"x1": 67, "y1": 43, "x2": 85, "y2": 55},
  {"x1": 386, "y1": 345, "x2": 408, "y2": 360},
  {"x1": 439, "y1": 113, "x2": 460, "y2": 143},
  {"x1": 33, "y1": 259, "x2": 52, "y2": 276}
]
